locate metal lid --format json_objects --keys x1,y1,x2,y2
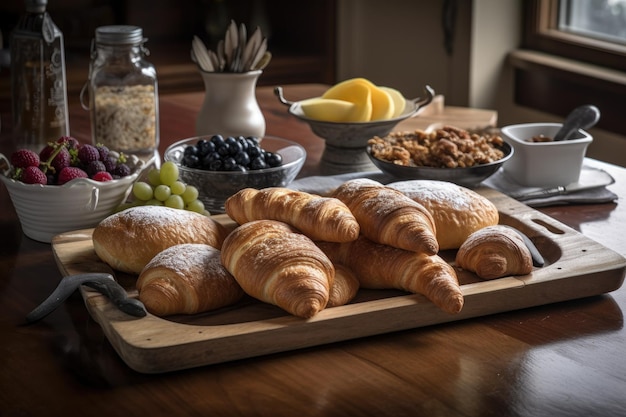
[
  {"x1": 95, "y1": 25, "x2": 144, "y2": 45},
  {"x1": 25, "y1": 0, "x2": 47, "y2": 13}
]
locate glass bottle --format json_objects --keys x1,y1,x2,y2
[
  {"x1": 82, "y1": 25, "x2": 159, "y2": 155},
  {"x1": 10, "y1": 0, "x2": 69, "y2": 151}
]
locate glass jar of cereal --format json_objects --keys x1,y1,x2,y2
[{"x1": 82, "y1": 25, "x2": 158, "y2": 154}]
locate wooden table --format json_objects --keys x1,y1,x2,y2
[{"x1": 1, "y1": 85, "x2": 625, "y2": 417}]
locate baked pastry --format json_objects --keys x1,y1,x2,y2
[
  {"x1": 93, "y1": 206, "x2": 229, "y2": 274},
  {"x1": 388, "y1": 179, "x2": 499, "y2": 250},
  {"x1": 327, "y1": 263, "x2": 360, "y2": 308},
  {"x1": 455, "y1": 225, "x2": 533, "y2": 279},
  {"x1": 225, "y1": 187, "x2": 360, "y2": 242},
  {"x1": 330, "y1": 178, "x2": 439, "y2": 255},
  {"x1": 137, "y1": 243, "x2": 244, "y2": 316},
  {"x1": 317, "y1": 237, "x2": 464, "y2": 314},
  {"x1": 220, "y1": 220, "x2": 335, "y2": 318}
]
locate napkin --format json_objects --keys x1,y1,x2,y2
[
  {"x1": 483, "y1": 165, "x2": 618, "y2": 207},
  {"x1": 290, "y1": 166, "x2": 618, "y2": 208}
]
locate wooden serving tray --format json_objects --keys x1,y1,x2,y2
[{"x1": 51, "y1": 187, "x2": 626, "y2": 373}]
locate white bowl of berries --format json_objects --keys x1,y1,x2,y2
[
  {"x1": 164, "y1": 135, "x2": 306, "y2": 213},
  {"x1": 0, "y1": 137, "x2": 144, "y2": 243}
]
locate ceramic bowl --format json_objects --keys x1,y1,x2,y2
[
  {"x1": 164, "y1": 136, "x2": 306, "y2": 213},
  {"x1": 0, "y1": 154, "x2": 143, "y2": 243},
  {"x1": 501, "y1": 123, "x2": 593, "y2": 187},
  {"x1": 366, "y1": 141, "x2": 513, "y2": 188},
  {"x1": 275, "y1": 85, "x2": 435, "y2": 173}
]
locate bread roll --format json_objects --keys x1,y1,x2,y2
[
  {"x1": 455, "y1": 225, "x2": 533, "y2": 279},
  {"x1": 137, "y1": 243, "x2": 244, "y2": 316},
  {"x1": 331, "y1": 178, "x2": 438, "y2": 255},
  {"x1": 221, "y1": 220, "x2": 334, "y2": 318},
  {"x1": 93, "y1": 206, "x2": 229, "y2": 274},
  {"x1": 388, "y1": 180, "x2": 499, "y2": 250},
  {"x1": 225, "y1": 187, "x2": 359, "y2": 242}
]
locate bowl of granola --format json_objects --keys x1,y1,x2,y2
[{"x1": 367, "y1": 126, "x2": 513, "y2": 188}]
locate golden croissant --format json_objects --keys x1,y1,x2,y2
[
  {"x1": 317, "y1": 237, "x2": 464, "y2": 314},
  {"x1": 137, "y1": 243, "x2": 244, "y2": 316},
  {"x1": 225, "y1": 187, "x2": 360, "y2": 242},
  {"x1": 327, "y1": 263, "x2": 360, "y2": 307},
  {"x1": 455, "y1": 225, "x2": 533, "y2": 279},
  {"x1": 220, "y1": 220, "x2": 335, "y2": 318},
  {"x1": 330, "y1": 179, "x2": 438, "y2": 255}
]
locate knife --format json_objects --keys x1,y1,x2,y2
[{"x1": 25, "y1": 273, "x2": 146, "y2": 323}]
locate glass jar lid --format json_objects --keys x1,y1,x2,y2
[{"x1": 95, "y1": 25, "x2": 144, "y2": 45}]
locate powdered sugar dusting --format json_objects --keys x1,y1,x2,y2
[
  {"x1": 388, "y1": 180, "x2": 476, "y2": 212},
  {"x1": 143, "y1": 243, "x2": 226, "y2": 277},
  {"x1": 101, "y1": 205, "x2": 204, "y2": 228}
]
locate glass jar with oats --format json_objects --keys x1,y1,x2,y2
[{"x1": 82, "y1": 25, "x2": 159, "y2": 154}]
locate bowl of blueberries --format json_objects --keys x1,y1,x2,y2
[{"x1": 163, "y1": 135, "x2": 306, "y2": 213}]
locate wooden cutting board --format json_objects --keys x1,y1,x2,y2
[{"x1": 51, "y1": 187, "x2": 626, "y2": 373}]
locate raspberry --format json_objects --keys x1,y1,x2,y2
[
  {"x1": 86, "y1": 160, "x2": 106, "y2": 177},
  {"x1": 113, "y1": 163, "x2": 131, "y2": 178},
  {"x1": 57, "y1": 166, "x2": 88, "y2": 184},
  {"x1": 96, "y1": 144, "x2": 110, "y2": 161},
  {"x1": 20, "y1": 166, "x2": 47, "y2": 184},
  {"x1": 10, "y1": 149, "x2": 40, "y2": 168},
  {"x1": 78, "y1": 144, "x2": 100, "y2": 165},
  {"x1": 92, "y1": 171, "x2": 113, "y2": 182}
]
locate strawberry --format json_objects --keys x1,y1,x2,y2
[
  {"x1": 57, "y1": 166, "x2": 88, "y2": 184},
  {"x1": 10, "y1": 149, "x2": 40, "y2": 168},
  {"x1": 39, "y1": 144, "x2": 71, "y2": 173},
  {"x1": 20, "y1": 166, "x2": 47, "y2": 185},
  {"x1": 92, "y1": 171, "x2": 113, "y2": 182}
]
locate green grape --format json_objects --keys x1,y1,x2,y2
[
  {"x1": 133, "y1": 181, "x2": 154, "y2": 201},
  {"x1": 159, "y1": 161, "x2": 179, "y2": 186},
  {"x1": 186, "y1": 199, "x2": 205, "y2": 214},
  {"x1": 145, "y1": 198, "x2": 164, "y2": 206},
  {"x1": 181, "y1": 185, "x2": 199, "y2": 203},
  {"x1": 154, "y1": 184, "x2": 172, "y2": 202},
  {"x1": 170, "y1": 181, "x2": 186, "y2": 195},
  {"x1": 147, "y1": 168, "x2": 162, "y2": 187},
  {"x1": 165, "y1": 194, "x2": 185, "y2": 209}
]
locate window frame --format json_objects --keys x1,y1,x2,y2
[
  {"x1": 516, "y1": 0, "x2": 626, "y2": 136},
  {"x1": 523, "y1": 0, "x2": 626, "y2": 72}
]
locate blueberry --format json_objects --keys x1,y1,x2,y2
[
  {"x1": 183, "y1": 154, "x2": 200, "y2": 168},
  {"x1": 248, "y1": 145, "x2": 262, "y2": 159},
  {"x1": 234, "y1": 151, "x2": 251, "y2": 167},
  {"x1": 250, "y1": 156, "x2": 267, "y2": 170},
  {"x1": 228, "y1": 140, "x2": 243, "y2": 156},
  {"x1": 222, "y1": 157, "x2": 238, "y2": 170},
  {"x1": 185, "y1": 145, "x2": 199, "y2": 157},
  {"x1": 210, "y1": 134, "x2": 225, "y2": 146},
  {"x1": 208, "y1": 159, "x2": 223, "y2": 171},
  {"x1": 197, "y1": 140, "x2": 215, "y2": 156},
  {"x1": 217, "y1": 144, "x2": 230, "y2": 156},
  {"x1": 265, "y1": 152, "x2": 283, "y2": 167},
  {"x1": 237, "y1": 136, "x2": 249, "y2": 151}
]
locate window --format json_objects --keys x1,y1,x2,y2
[{"x1": 516, "y1": 0, "x2": 626, "y2": 135}]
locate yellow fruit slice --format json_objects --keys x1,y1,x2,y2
[
  {"x1": 369, "y1": 86, "x2": 395, "y2": 121},
  {"x1": 321, "y1": 80, "x2": 372, "y2": 122},
  {"x1": 322, "y1": 77, "x2": 395, "y2": 121},
  {"x1": 380, "y1": 86, "x2": 406, "y2": 118},
  {"x1": 300, "y1": 97, "x2": 356, "y2": 122}
]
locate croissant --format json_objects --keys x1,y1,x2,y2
[
  {"x1": 225, "y1": 187, "x2": 360, "y2": 242},
  {"x1": 330, "y1": 179, "x2": 439, "y2": 255},
  {"x1": 136, "y1": 243, "x2": 244, "y2": 316},
  {"x1": 455, "y1": 225, "x2": 533, "y2": 279},
  {"x1": 220, "y1": 220, "x2": 335, "y2": 318},
  {"x1": 327, "y1": 263, "x2": 360, "y2": 307},
  {"x1": 317, "y1": 237, "x2": 464, "y2": 314}
]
